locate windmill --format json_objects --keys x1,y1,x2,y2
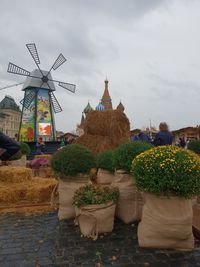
[{"x1": 5, "y1": 43, "x2": 76, "y2": 142}]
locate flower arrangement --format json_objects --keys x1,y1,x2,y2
[
  {"x1": 131, "y1": 145, "x2": 200, "y2": 198},
  {"x1": 73, "y1": 184, "x2": 119, "y2": 208},
  {"x1": 29, "y1": 157, "x2": 49, "y2": 168},
  {"x1": 96, "y1": 150, "x2": 114, "y2": 173},
  {"x1": 51, "y1": 144, "x2": 96, "y2": 178},
  {"x1": 113, "y1": 141, "x2": 153, "y2": 173}
]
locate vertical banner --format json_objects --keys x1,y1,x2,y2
[{"x1": 36, "y1": 89, "x2": 54, "y2": 140}]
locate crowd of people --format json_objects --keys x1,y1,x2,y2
[
  {"x1": 0, "y1": 121, "x2": 194, "y2": 163},
  {"x1": 132, "y1": 121, "x2": 189, "y2": 148}
]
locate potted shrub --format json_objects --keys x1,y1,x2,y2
[
  {"x1": 73, "y1": 184, "x2": 119, "y2": 240},
  {"x1": 96, "y1": 150, "x2": 115, "y2": 184},
  {"x1": 51, "y1": 144, "x2": 96, "y2": 220},
  {"x1": 112, "y1": 141, "x2": 152, "y2": 223},
  {"x1": 131, "y1": 145, "x2": 200, "y2": 250},
  {"x1": 10, "y1": 142, "x2": 30, "y2": 166},
  {"x1": 187, "y1": 140, "x2": 200, "y2": 155}
]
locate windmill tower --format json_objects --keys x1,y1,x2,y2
[{"x1": 5, "y1": 43, "x2": 76, "y2": 142}]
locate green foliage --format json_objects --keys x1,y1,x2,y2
[
  {"x1": 51, "y1": 144, "x2": 96, "y2": 178},
  {"x1": 187, "y1": 140, "x2": 200, "y2": 155},
  {"x1": 113, "y1": 141, "x2": 153, "y2": 173},
  {"x1": 20, "y1": 142, "x2": 31, "y2": 155},
  {"x1": 96, "y1": 150, "x2": 114, "y2": 172},
  {"x1": 131, "y1": 145, "x2": 200, "y2": 198},
  {"x1": 73, "y1": 184, "x2": 119, "y2": 207}
]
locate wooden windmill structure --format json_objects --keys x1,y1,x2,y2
[{"x1": 5, "y1": 43, "x2": 76, "y2": 142}]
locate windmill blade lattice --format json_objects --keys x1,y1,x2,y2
[
  {"x1": 26, "y1": 43, "x2": 40, "y2": 65},
  {"x1": 20, "y1": 90, "x2": 35, "y2": 109},
  {"x1": 50, "y1": 92, "x2": 62, "y2": 113},
  {"x1": 58, "y1": 81, "x2": 76, "y2": 93},
  {"x1": 7, "y1": 62, "x2": 30, "y2": 77},
  {"x1": 52, "y1": 54, "x2": 66, "y2": 70}
]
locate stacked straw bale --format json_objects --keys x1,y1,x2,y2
[
  {"x1": 0, "y1": 178, "x2": 57, "y2": 204},
  {"x1": 0, "y1": 166, "x2": 57, "y2": 206},
  {"x1": 75, "y1": 110, "x2": 130, "y2": 154},
  {"x1": 0, "y1": 166, "x2": 32, "y2": 183}
]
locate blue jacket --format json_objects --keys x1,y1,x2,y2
[{"x1": 154, "y1": 131, "x2": 173, "y2": 146}]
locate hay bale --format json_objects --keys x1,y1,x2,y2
[
  {"x1": 35, "y1": 154, "x2": 52, "y2": 160},
  {"x1": 32, "y1": 167, "x2": 54, "y2": 178},
  {"x1": 75, "y1": 110, "x2": 130, "y2": 154},
  {"x1": 0, "y1": 167, "x2": 32, "y2": 183},
  {"x1": 0, "y1": 178, "x2": 57, "y2": 204},
  {"x1": 26, "y1": 178, "x2": 57, "y2": 203}
]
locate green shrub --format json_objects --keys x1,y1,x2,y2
[
  {"x1": 73, "y1": 184, "x2": 119, "y2": 207},
  {"x1": 51, "y1": 144, "x2": 96, "y2": 178},
  {"x1": 96, "y1": 150, "x2": 114, "y2": 172},
  {"x1": 131, "y1": 145, "x2": 200, "y2": 198},
  {"x1": 187, "y1": 140, "x2": 200, "y2": 155},
  {"x1": 20, "y1": 142, "x2": 31, "y2": 155},
  {"x1": 113, "y1": 141, "x2": 153, "y2": 173}
]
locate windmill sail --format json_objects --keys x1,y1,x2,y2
[
  {"x1": 58, "y1": 81, "x2": 76, "y2": 93},
  {"x1": 7, "y1": 63, "x2": 30, "y2": 77},
  {"x1": 26, "y1": 43, "x2": 40, "y2": 65},
  {"x1": 50, "y1": 92, "x2": 62, "y2": 113},
  {"x1": 52, "y1": 54, "x2": 66, "y2": 70},
  {"x1": 21, "y1": 90, "x2": 36, "y2": 109}
]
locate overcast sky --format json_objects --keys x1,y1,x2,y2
[{"x1": 0, "y1": 0, "x2": 200, "y2": 132}]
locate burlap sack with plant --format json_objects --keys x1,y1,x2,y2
[
  {"x1": 58, "y1": 178, "x2": 88, "y2": 220},
  {"x1": 113, "y1": 170, "x2": 144, "y2": 223},
  {"x1": 75, "y1": 201, "x2": 116, "y2": 240},
  {"x1": 138, "y1": 193, "x2": 194, "y2": 250},
  {"x1": 10, "y1": 155, "x2": 27, "y2": 167},
  {"x1": 193, "y1": 203, "x2": 200, "y2": 240}
]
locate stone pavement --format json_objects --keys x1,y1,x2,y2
[{"x1": 0, "y1": 211, "x2": 200, "y2": 267}]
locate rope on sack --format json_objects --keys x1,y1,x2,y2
[
  {"x1": 50, "y1": 182, "x2": 59, "y2": 207},
  {"x1": 75, "y1": 202, "x2": 114, "y2": 240}
]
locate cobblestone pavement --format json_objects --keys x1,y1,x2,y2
[{"x1": 0, "y1": 211, "x2": 200, "y2": 267}]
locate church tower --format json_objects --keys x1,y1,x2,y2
[{"x1": 101, "y1": 79, "x2": 113, "y2": 110}]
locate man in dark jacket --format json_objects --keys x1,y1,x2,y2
[{"x1": 0, "y1": 131, "x2": 21, "y2": 161}]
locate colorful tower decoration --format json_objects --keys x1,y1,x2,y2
[
  {"x1": 101, "y1": 79, "x2": 113, "y2": 110},
  {"x1": 19, "y1": 70, "x2": 57, "y2": 141}
]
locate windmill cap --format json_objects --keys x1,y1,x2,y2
[{"x1": 22, "y1": 69, "x2": 56, "y2": 91}]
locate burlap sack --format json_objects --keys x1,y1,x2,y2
[
  {"x1": 75, "y1": 201, "x2": 116, "y2": 240},
  {"x1": 96, "y1": 168, "x2": 115, "y2": 184},
  {"x1": 138, "y1": 193, "x2": 194, "y2": 250},
  {"x1": 113, "y1": 170, "x2": 144, "y2": 224},
  {"x1": 10, "y1": 155, "x2": 27, "y2": 167},
  {"x1": 193, "y1": 203, "x2": 200, "y2": 240},
  {"x1": 58, "y1": 177, "x2": 88, "y2": 220}
]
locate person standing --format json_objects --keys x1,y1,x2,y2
[
  {"x1": 0, "y1": 131, "x2": 21, "y2": 161},
  {"x1": 153, "y1": 122, "x2": 173, "y2": 146},
  {"x1": 36, "y1": 137, "x2": 46, "y2": 154}
]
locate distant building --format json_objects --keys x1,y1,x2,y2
[
  {"x1": 59, "y1": 132, "x2": 78, "y2": 143},
  {"x1": 77, "y1": 79, "x2": 125, "y2": 136},
  {"x1": 0, "y1": 95, "x2": 21, "y2": 138},
  {"x1": 172, "y1": 126, "x2": 200, "y2": 142}
]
